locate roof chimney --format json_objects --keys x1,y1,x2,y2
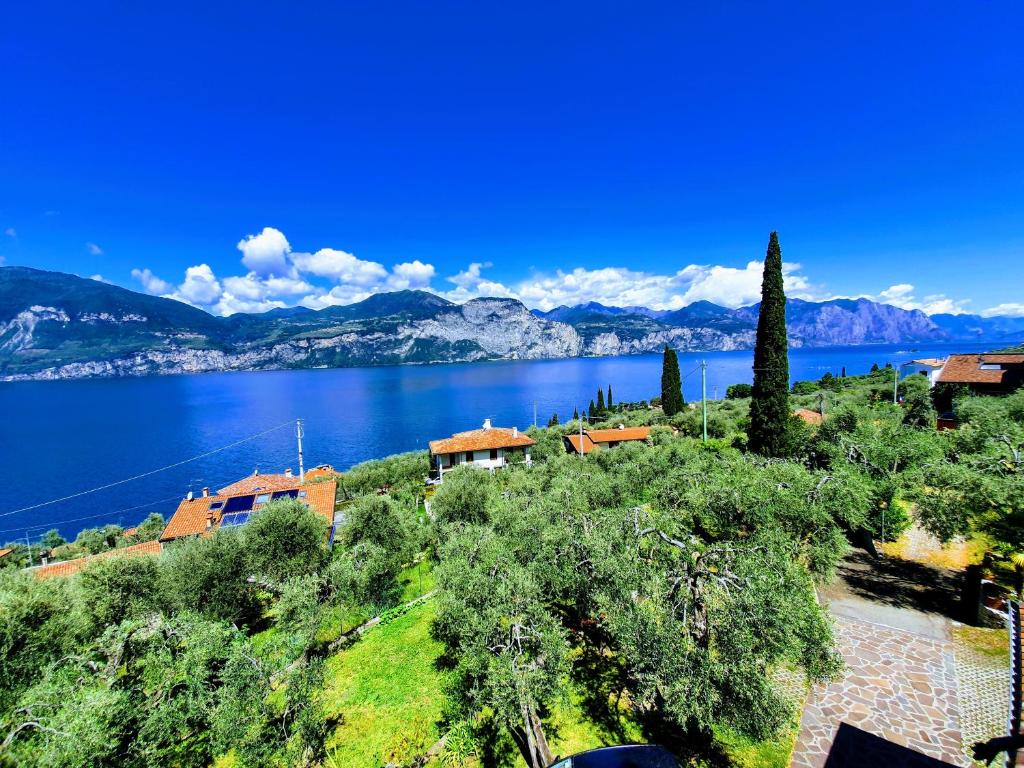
[
  {"x1": 202, "y1": 487, "x2": 209, "y2": 497},
  {"x1": 285, "y1": 468, "x2": 293, "y2": 478},
  {"x1": 512, "y1": 426, "x2": 518, "y2": 437},
  {"x1": 253, "y1": 467, "x2": 259, "y2": 476},
  {"x1": 618, "y1": 423, "x2": 625, "y2": 430},
  {"x1": 186, "y1": 490, "x2": 194, "y2": 502},
  {"x1": 482, "y1": 418, "x2": 492, "y2": 430}
]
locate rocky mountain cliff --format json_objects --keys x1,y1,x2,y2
[{"x1": 2, "y1": 266, "x2": 1022, "y2": 380}]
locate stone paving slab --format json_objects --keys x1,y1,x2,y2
[{"x1": 790, "y1": 614, "x2": 970, "y2": 767}]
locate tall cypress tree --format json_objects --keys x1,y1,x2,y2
[
  {"x1": 607, "y1": 385, "x2": 613, "y2": 410},
  {"x1": 572, "y1": 406, "x2": 579, "y2": 421},
  {"x1": 747, "y1": 231, "x2": 791, "y2": 456},
  {"x1": 588, "y1": 400, "x2": 596, "y2": 420},
  {"x1": 596, "y1": 387, "x2": 605, "y2": 414},
  {"x1": 660, "y1": 345, "x2": 683, "y2": 417}
]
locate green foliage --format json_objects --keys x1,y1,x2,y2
[
  {"x1": 129, "y1": 513, "x2": 166, "y2": 543},
  {"x1": 243, "y1": 498, "x2": 329, "y2": 583},
  {"x1": 727, "y1": 383, "x2": 752, "y2": 399},
  {"x1": 748, "y1": 232, "x2": 792, "y2": 457},
  {"x1": 160, "y1": 528, "x2": 259, "y2": 624},
  {"x1": 791, "y1": 380, "x2": 818, "y2": 395},
  {"x1": 607, "y1": 384, "x2": 613, "y2": 409},
  {"x1": 76, "y1": 555, "x2": 162, "y2": 632},
  {"x1": 899, "y1": 374, "x2": 936, "y2": 427},
  {"x1": 430, "y1": 467, "x2": 496, "y2": 527},
  {"x1": 660, "y1": 345, "x2": 684, "y2": 416},
  {"x1": 547, "y1": 412, "x2": 559, "y2": 427},
  {"x1": 596, "y1": 387, "x2": 605, "y2": 415},
  {"x1": 340, "y1": 494, "x2": 414, "y2": 566}
]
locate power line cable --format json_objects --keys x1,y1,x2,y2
[
  {"x1": 0, "y1": 420, "x2": 295, "y2": 519},
  {"x1": 0, "y1": 465, "x2": 265, "y2": 538},
  {"x1": 0, "y1": 494, "x2": 182, "y2": 536}
]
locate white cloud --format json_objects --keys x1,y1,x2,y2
[
  {"x1": 291, "y1": 247, "x2": 388, "y2": 286},
  {"x1": 171, "y1": 264, "x2": 222, "y2": 306},
  {"x1": 439, "y1": 260, "x2": 817, "y2": 312},
  {"x1": 86, "y1": 242, "x2": 103, "y2": 256},
  {"x1": 131, "y1": 268, "x2": 174, "y2": 295},
  {"x1": 237, "y1": 227, "x2": 292, "y2": 277},
  {"x1": 871, "y1": 284, "x2": 969, "y2": 315},
  {"x1": 299, "y1": 284, "x2": 377, "y2": 309},
  {"x1": 214, "y1": 293, "x2": 288, "y2": 316},
  {"x1": 981, "y1": 303, "x2": 1024, "y2": 318},
  {"x1": 387, "y1": 260, "x2": 436, "y2": 290},
  {"x1": 221, "y1": 272, "x2": 316, "y2": 304},
  {"x1": 4, "y1": 228, "x2": 15, "y2": 238}
]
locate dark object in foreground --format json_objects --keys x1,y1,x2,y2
[
  {"x1": 824, "y1": 723, "x2": 955, "y2": 767},
  {"x1": 547, "y1": 744, "x2": 680, "y2": 768}
]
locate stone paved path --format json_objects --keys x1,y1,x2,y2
[{"x1": 790, "y1": 615, "x2": 970, "y2": 767}]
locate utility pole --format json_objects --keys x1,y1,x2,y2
[
  {"x1": 701, "y1": 360, "x2": 708, "y2": 443},
  {"x1": 296, "y1": 418, "x2": 305, "y2": 483},
  {"x1": 893, "y1": 367, "x2": 899, "y2": 405},
  {"x1": 533, "y1": 401, "x2": 537, "y2": 429},
  {"x1": 579, "y1": 407, "x2": 584, "y2": 460},
  {"x1": 24, "y1": 533, "x2": 33, "y2": 567}
]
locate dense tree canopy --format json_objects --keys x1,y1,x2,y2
[{"x1": 748, "y1": 231, "x2": 791, "y2": 456}]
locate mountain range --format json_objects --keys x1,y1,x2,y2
[{"x1": 1, "y1": 266, "x2": 1022, "y2": 380}]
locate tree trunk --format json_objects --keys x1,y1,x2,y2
[
  {"x1": 520, "y1": 700, "x2": 542, "y2": 768},
  {"x1": 528, "y1": 702, "x2": 553, "y2": 767}
]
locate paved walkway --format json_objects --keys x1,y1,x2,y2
[{"x1": 791, "y1": 614, "x2": 970, "y2": 767}]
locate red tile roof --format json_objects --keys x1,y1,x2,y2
[
  {"x1": 160, "y1": 479, "x2": 338, "y2": 542},
  {"x1": 564, "y1": 426, "x2": 652, "y2": 454},
  {"x1": 429, "y1": 427, "x2": 535, "y2": 455},
  {"x1": 936, "y1": 354, "x2": 1024, "y2": 385},
  {"x1": 585, "y1": 426, "x2": 652, "y2": 443},
  {"x1": 793, "y1": 408, "x2": 824, "y2": 426},
  {"x1": 565, "y1": 433, "x2": 597, "y2": 455},
  {"x1": 218, "y1": 472, "x2": 302, "y2": 495},
  {"x1": 32, "y1": 540, "x2": 162, "y2": 580},
  {"x1": 0, "y1": 547, "x2": 13, "y2": 559}
]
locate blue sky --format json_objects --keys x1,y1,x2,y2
[{"x1": 1, "y1": 2, "x2": 1021, "y2": 315}]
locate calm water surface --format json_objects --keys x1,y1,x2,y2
[{"x1": 0, "y1": 342, "x2": 991, "y2": 540}]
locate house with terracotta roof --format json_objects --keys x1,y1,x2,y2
[
  {"x1": 565, "y1": 425, "x2": 652, "y2": 455},
  {"x1": 160, "y1": 474, "x2": 338, "y2": 543},
  {"x1": 936, "y1": 354, "x2": 1024, "y2": 397},
  {"x1": 793, "y1": 408, "x2": 824, "y2": 427},
  {"x1": 428, "y1": 419, "x2": 535, "y2": 481},
  {"x1": 31, "y1": 540, "x2": 163, "y2": 580},
  {"x1": 901, "y1": 358, "x2": 948, "y2": 387}
]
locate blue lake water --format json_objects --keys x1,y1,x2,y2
[{"x1": 0, "y1": 342, "x2": 992, "y2": 542}]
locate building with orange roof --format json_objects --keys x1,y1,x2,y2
[
  {"x1": 160, "y1": 476, "x2": 338, "y2": 543},
  {"x1": 901, "y1": 357, "x2": 948, "y2": 387},
  {"x1": 793, "y1": 408, "x2": 824, "y2": 426},
  {"x1": 936, "y1": 354, "x2": 1024, "y2": 395},
  {"x1": 0, "y1": 547, "x2": 13, "y2": 561},
  {"x1": 564, "y1": 425, "x2": 652, "y2": 455},
  {"x1": 31, "y1": 540, "x2": 163, "y2": 580},
  {"x1": 428, "y1": 419, "x2": 535, "y2": 481}
]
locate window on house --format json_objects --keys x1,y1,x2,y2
[
  {"x1": 465, "y1": 451, "x2": 473, "y2": 463},
  {"x1": 490, "y1": 448, "x2": 498, "y2": 460}
]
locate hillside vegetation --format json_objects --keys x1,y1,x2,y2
[{"x1": 1, "y1": 361, "x2": 1022, "y2": 766}]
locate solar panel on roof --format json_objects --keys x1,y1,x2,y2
[
  {"x1": 271, "y1": 489, "x2": 299, "y2": 500},
  {"x1": 223, "y1": 495, "x2": 255, "y2": 513},
  {"x1": 219, "y1": 512, "x2": 251, "y2": 527}
]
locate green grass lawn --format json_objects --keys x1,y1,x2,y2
[
  {"x1": 321, "y1": 597, "x2": 447, "y2": 768},
  {"x1": 399, "y1": 556, "x2": 437, "y2": 603}
]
